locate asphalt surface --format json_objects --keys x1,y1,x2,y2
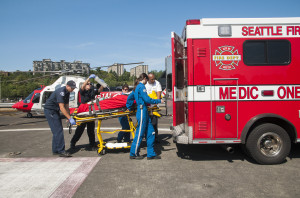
[{"x1": 1, "y1": 110, "x2": 300, "y2": 197}]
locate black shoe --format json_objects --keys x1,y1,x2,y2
[
  {"x1": 59, "y1": 151, "x2": 72, "y2": 157},
  {"x1": 129, "y1": 155, "x2": 144, "y2": 160},
  {"x1": 52, "y1": 152, "x2": 59, "y2": 155},
  {"x1": 147, "y1": 156, "x2": 161, "y2": 160}
]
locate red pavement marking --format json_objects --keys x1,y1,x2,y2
[{"x1": 0, "y1": 157, "x2": 101, "y2": 198}]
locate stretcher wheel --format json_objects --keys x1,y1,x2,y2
[{"x1": 98, "y1": 149, "x2": 106, "y2": 156}]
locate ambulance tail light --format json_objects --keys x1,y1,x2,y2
[
  {"x1": 262, "y1": 90, "x2": 274, "y2": 97},
  {"x1": 186, "y1": 19, "x2": 200, "y2": 25}
]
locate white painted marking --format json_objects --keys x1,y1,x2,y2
[{"x1": 0, "y1": 157, "x2": 100, "y2": 198}]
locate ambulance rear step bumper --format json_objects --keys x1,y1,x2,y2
[
  {"x1": 173, "y1": 133, "x2": 189, "y2": 144},
  {"x1": 172, "y1": 124, "x2": 189, "y2": 144}
]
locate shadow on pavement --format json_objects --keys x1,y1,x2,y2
[
  {"x1": 176, "y1": 143, "x2": 258, "y2": 164},
  {"x1": 154, "y1": 134, "x2": 175, "y2": 156},
  {"x1": 288, "y1": 143, "x2": 300, "y2": 160},
  {"x1": 175, "y1": 142, "x2": 300, "y2": 164}
]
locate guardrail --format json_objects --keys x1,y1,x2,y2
[{"x1": 0, "y1": 103, "x2": 14, "y2": 108}]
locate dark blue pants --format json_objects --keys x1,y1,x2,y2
[
  {"x1": 71, "y1": 121, "x2": 95, "y2": 146},
  {"x1": 44, "y1": 108, "x2": 65, "y2": 153},
  {"x1": 150, "y1": 115, "x2": 158, "y2": 140},
  {"x1": 117, "y1": 116, "x2": 130, "y2": 142}
]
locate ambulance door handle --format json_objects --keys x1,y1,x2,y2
[{"x1": 225, "y1": 114, "x2": 231, "y2": 121}]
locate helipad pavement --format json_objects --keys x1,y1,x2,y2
[{"x1": 0, "y1": 157, "x2": 100, "y2": 198}]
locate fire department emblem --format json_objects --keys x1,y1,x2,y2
[{"x1": 213, "y1": 46, "x2": 241, "y2": 70}]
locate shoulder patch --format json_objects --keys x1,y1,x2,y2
[
  {"x1": 143, "y1": 89, "x2": 146, "y2": 92},
  {"x1": 60, "y1": 92, "x2": 65, "y2": 96}
]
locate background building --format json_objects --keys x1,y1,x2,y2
[
  {"x1": 130, "y1": 65, "x2": 148, "y2": 78},
  {"x1": 107, "y1": 64, "x2": 124, "y2": 76},
  {"x1": 33, "y1": 59, "x2": 90, "y2": 74}
]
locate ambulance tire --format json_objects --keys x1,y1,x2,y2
[
  {"x1": 27, "y1": 113, "x2": 33, "y2": 118},
  {"x1": 246, "y1": 123, "x2": 291, "y2": 165}
]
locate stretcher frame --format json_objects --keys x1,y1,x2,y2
[
  {"x1": 72, "y1": 107, "x2": 136, "y2": 155},
  {"x1": 70, "y1": 105, "x2": 161, "y2": 155}
]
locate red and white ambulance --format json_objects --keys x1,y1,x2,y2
[{"x1": 171, "y1": 17, "x2": 300, "y2": 164}]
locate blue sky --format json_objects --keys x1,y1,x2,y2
[{"x1": 0, "y1": 0, "x2": 299, "y2": 72}]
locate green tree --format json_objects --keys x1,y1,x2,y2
[{"x1": 149, "y1": 70, "x2": 164, "y2": 79}]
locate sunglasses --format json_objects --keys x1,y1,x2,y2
[{"x1": 123, "y1": 89, "x2": 129, "y2": 91}]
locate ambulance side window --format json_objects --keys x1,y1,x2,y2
[{"x1": 243, "y1": 40, "x2": 291, "y2": 66}]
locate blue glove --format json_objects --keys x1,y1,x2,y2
[
  {"x1": 89, "y1": 74, "x2": 96, "y2": 79},
  {"x1": 69, "y1": 118, "x2": 76, "y2": 125}
]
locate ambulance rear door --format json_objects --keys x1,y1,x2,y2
[
  {"x1": 171, "y1": 32, "x2": 186, "y2": 128},
  {"x1": 192, "y1": 39, "x2": 212, "y2": 139}
]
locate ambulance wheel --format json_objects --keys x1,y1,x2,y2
[
  {"x1": 27, "y1": 113, "x2": 33, "y2": 118},
  {"x1": 246, "y1": 123, "x2": 291, "y2": 165}
]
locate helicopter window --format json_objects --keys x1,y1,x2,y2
[
  {"x1": 32, "y1": 93, "x2": 40, "y2": 103},
  {"x1": 69, "y1": 92, "x2": 75, "y2": 101},
  {"x1": 23, "y1": 91, "x2": 34, "y2": 104},
  {"x1": 42, "y1": 91, "x2": 53, "y2": 104},
  {"x1": 55, "y1": 84, "x2": 62, "y2": 90}
]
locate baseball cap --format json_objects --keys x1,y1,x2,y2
[{"x1": 67, "y1": 80, "x2": 77, "y2": 89}]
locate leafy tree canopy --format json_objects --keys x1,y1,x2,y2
[{"x1": 0, "y1": 68, "x2": 164, "y2": 101}]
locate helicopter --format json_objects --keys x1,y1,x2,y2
[
  {"x1": 11, "y1": 62, "x2": 144, "y2": 117},
  {"x1": 11, "y1": 75, "x2": 124, "y2": 117},
  {"x1": 12, "y1": 86, "x2": 45, "y2": 117}
]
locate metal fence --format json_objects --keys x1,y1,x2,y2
[{"x1": 0, "y1": 103, "x2": 14, "y2": 108}]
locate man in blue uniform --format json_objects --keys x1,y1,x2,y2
[
  {"x1": 44, "y1": 80, "x2": 77, "y2": 157},
  {"x1": 70, "y1": 74, "x2": 103, "y2": 149},
  {"x1": 117, "y1": 84, "x2": 131, "y2": 143},
  {"x1": 128, "y1": 73, "x2": 163, "y2": 160}
]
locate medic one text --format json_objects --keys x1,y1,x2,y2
[{"x1": 219, "y1": 86, "x2": 300, "y2": 100}]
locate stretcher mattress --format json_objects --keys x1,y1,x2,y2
[{"x1": 70, "y1": 94, "x2": 128, "y2": 114}]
